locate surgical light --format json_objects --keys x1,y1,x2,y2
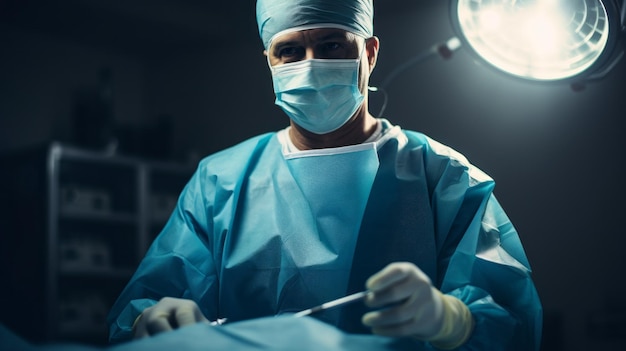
[{"x1": 450, "y1": 0, "x2": 626, "y2": 83}]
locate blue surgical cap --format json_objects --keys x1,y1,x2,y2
[{"x1": 256, "y1": 0, "x2": 374, "y2": 49}]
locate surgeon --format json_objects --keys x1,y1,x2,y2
[{"x1": 107, "y1": 0, "x2": 542, "y2": 350}]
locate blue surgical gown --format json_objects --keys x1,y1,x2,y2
[{"x1": 107, "y1": 121, "x2": 542, "y2": 350}]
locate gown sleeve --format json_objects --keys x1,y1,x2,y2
[
  {"x1": 422, "y1": 134, "x2": 542, "y2": 350},
  {"x1": 106, "y1": 162, "x2": 220, "y2": 343},
  {"x1": 439, "y1": 195, "x2": 542, "y2": 351}
]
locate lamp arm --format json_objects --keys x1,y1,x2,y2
[
  {"x1": 621, "y1": 0, "x2": 626, "y2": 30},
  {"x1": 378, "y1": 37, "x2": 461, "y2": 90},
  {"x1": 371, "y1": 37, "x2": 461, "y2": 117}
]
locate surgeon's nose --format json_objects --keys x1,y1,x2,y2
[{"x1": 304, "y1": 47, "x2": 318, "y2": 61}]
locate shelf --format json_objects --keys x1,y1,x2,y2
[
  {"x1": 59, "y1": 267, "x2": 135, "y2": 280},
  {"x1": 59, "y1": 208, "x2": 138, "y2": 224}
]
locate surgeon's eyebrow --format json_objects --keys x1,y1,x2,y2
[{"x1": 315, "y1": 31, "x2": 353, "y2": 42}]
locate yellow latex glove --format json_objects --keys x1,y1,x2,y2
[{"x1": 362, "y1": 262, "x2": 474, "y2": 349}]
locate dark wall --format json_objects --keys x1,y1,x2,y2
[{"x1": 1, "y1": 1, "x2": 625, "y2": 350}]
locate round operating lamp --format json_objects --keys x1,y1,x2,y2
[{"x1": 450, "y1": 0, "x2": 625, "y2": 83}]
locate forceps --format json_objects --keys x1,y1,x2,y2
[
  {"x1": 208, "y1": 290, "x2": 372, "y2": 325},
  {"x1": 293, "y1": 290, "x2": 372, "y2": 317}
]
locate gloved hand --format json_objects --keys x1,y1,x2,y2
[
  {"x1": 362, "y1": 262, "x2": 474, "y2": 349},
  {"x1": 133, "y1": 297, "x2": 209, "y2": 338}
]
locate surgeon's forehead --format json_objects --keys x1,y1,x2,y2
[{"x1": 270, "y1": 28, "x2": 359, "y2": 48}]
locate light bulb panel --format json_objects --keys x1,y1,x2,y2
[{"x1": 450, "y1": 0, "x2": 624, "y2": 82}]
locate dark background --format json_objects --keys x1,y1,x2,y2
[{"x1": 1, "y1": 0, "x2": 625, "y2": 350}]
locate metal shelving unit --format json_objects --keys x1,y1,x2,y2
[{"x1": 0, "y1": 142, "x2": 193, "y2": 345}]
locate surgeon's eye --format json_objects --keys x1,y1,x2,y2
[
  {"x1": 317, "y1": 41, "x2": 353, "y2": 59},
  {"x1": 323, "y1": 42, "x2": 341, "y2": 51},
  {"x1": 275, "y1": 46, "x2": 304, "y2": 62}
]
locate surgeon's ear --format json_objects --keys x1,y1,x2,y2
[
  {"x1": 365, "y1": 36, "x2": 380, "y2": 73},
  {"x1": 263, "y1": 50, "x2": 268, "y2": 57}
]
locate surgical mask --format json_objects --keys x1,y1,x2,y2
[{"x1": 270, "y1": 54, "x2": 364, "y2": 134}]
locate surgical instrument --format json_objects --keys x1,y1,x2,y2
[{"x1": 293, "y1": 290, "x2": 371, "y2": 317}]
